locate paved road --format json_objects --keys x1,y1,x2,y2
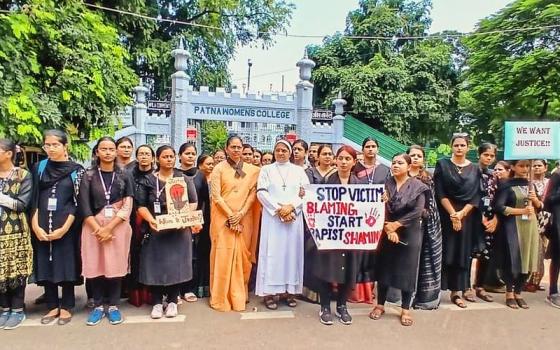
[{"x1": 2, "y1": 283, "x2": 560, "y2": 350}]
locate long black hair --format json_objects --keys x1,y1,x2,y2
[{"x1": 43, "y1": 129, "x2": 69, "y2": 145}]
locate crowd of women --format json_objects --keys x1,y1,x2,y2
[{"x1": 0, "y1": 130, "x2": 559, "y2": 330}]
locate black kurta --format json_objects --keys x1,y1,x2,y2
[
  {"x1": 180, "y1": 167, "x2": 211, "y2": 292},
  {"x1": 433, "y1": 159, "x2": 480, "y2": 291},
  {"x1": 32, "y1": 160, "x2": 84, "y2": 285},
  {"x1": 545, "y1": 173, "x2": 560, "y2": 261},
  {"x1": 137, "y1": 170, "x2": 197, "y2": 286},
  {"x1": 353, "y1": 162, "x2": 390, "y2": 184},
  {"x1": 376, "y1": 177, "x2": 427, "y2": 292},
  {"x1": 308, "y1": 173, "x2": 364, "y2": 286}
]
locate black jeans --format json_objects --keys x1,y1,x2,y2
[
  {"x1": 0, "y1": 282, "x2": 26, "y2": 311},
  {"x1": 377, "y1": 284, "x2": 413, "y2": 310},
  {"x1": 90, "y1": 277, "x2": 122, "y2": 307},
  {"x1": 318, "y1": 282, "x2": 352, "y2": 309},
  {"x1": 44, "y1": 281, "x2": 75, "y2": 310}
]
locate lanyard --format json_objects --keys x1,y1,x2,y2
[
  {"x1": 366, "y1": 166, "x2": 376, "y2": 184},
  {"x1": 98, "y1": 169, "x2": 115, "y2": 205},
  {"x1": 154, "y1": 173, "x2": 166, "y2": 201}
]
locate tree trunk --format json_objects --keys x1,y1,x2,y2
[{"x1": 539, "y1": 99, "x2": 549, "y2": 119}]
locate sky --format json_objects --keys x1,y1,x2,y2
[{"x1": 228, "y1": 0, "x2": 513, "y2": 93}]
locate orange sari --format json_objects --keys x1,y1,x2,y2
[{"x1": 209, "y1": 161, "x2": 260, "y2": 311}]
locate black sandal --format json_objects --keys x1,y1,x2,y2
[
  {"x1": 264, "y1": 296, "x2": 278, "y2": 310},
  {"x1": 515, "y1": 297, "x2": 529, "y2": 309},
  {"x1": 451, "y1": 295, "x2": 467, "y2": 308},
  {"x1": 506, "y1": 298, "x2": 519, "y2": 309}
]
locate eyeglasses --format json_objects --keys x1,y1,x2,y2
[
  {"x1": 137, "y1": 152, "x2": 152, "y2": 157},
  {"x1": 43, "y1": 143, "x2": 63, "y2": 150}
]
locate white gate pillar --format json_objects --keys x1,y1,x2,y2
[{"x1": 170, "y1": 37, "x2": 191, "y2": 150}]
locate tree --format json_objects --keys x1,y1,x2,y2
[
  {"x1": 87, "y1": 0, "x2": 295, "y2": 98},
  {"x1": 309, "y1": 0, "x2": 462, "y2": 145},
  {"x1": 201, "y1": 120, "x2": 228, "y2": 154},
  {"x1": 0, "y1": 0, "x2": 137, "y2": 159},
  {"x1": 461, "y1": 0, "x2": 560, "y2": 145}
]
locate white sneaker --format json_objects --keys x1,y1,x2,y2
[
  {"x1": 165, "y1": 302, "x2": 178, "y2": 318},
  {"x1": 151, "y1": 304, "x2": 164, "y2": 319}
]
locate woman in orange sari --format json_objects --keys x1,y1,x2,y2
[{"x1": 209, "y1": 136, "x2": 260, "y2": 311}]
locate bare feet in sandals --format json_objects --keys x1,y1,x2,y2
[
  {"x1": 451, "y1": 293, "x2": 467, "y2": 308},
  {"x1": 400, "y1": 310, "x2": 413, "y2": 326},
  {"x1": 369, "y1": 305, "x2": 385, "y2": 320}
]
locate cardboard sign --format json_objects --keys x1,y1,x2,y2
[
  {"x1": 504, "y1": 121, "x2": 560, "y2": 160},
  {"x1": 155, "y1": 177, "x2": 203, "y2": 230},
  {"x1": 303, "y1": 184, "x2": 385, "y2": 250},
  {"x1": 156, "y1": 210, "x2": 204, "y2": 231}
]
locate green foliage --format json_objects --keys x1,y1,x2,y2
[
  {"x1": 309, "y1": 0, "x2": 462, "y2": 145},
  {"x1": 91, "y1": 0, "x2": 295, "y2": 98},
  {"x1": 0, "y1": 0, "x2": 137, "y2": 159},
  {"x1": 426, "y1": 143, "x2": 451, "y2": 167},
  {"x1": 461, "y1": 0, "x2": 560, "y2": 146},
  {"x1": 201, "y1": 120, "x2": 228, "y2": 154}
]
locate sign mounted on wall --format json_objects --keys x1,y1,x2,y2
[
  {"x1": 190, "y1": 104, "x2": 295, "y2": 124},
  {"x1": 503, "y1": 121, "x2": 560, "y2": 160}
]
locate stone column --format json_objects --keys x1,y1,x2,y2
[
  {"x1": 295, "y1": 49, "x2": 315, "y2": 142},
  {"x1": 332, "y1": 91, "x2": 347, "y2": 152},
  {"x1": 170, "y1": 37, "x2": 190, "y2": 150},
  {"x1": 132, "y1": 79, "x2": 149, "y2": 147}
]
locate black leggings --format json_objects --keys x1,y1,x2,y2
[
  {"x1": 377, "y1": 284, "x2": 413, "y2": 310},
  {"x1": 502, "y1": 272, "x2": 528, "y2": 294},
  {"x1": 318, "y1": 282, "x2": 352, "y2": 309},
  {"x1": 550, "y1": 257, "x2": 560, "y2": 295},
  {"x1": 0, "y1": 282, "x2": 26, "y2": 311},
  {"x1": 151, "y1": 284, "x2": 181, "y2": 305},
  {"x1": 90, "y1": 277, "x2": 122, "y2": 307},
  {"x1": 44, "y1": 281, "x2": 75, "y2": 310}
]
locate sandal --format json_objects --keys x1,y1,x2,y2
[
  {"x1": 451, "y1": 295, "x2": 467, "y2": 308},
  {"x1": 285, "y1": 295, "x2": 297, "y2": 308},
  {"x1": 40, "y1": 309, "x2": 60, "y2": 325},
  {"x1": 475, "y1": 288, "x2": 494, "y2": 302},
  {"x1": 506, "y1": 298, "x2": 519, "y2": 309},
  {"x1": 57, "y1": 309, "x2": 72, "y2": 325},
  {"x1": 462, "y1": 289, "x2": 477, "y2": 303},
  {"x1": 368, "y1": 306, "x2": 385, "y2": 320},
  {"x1": 264, "y1": 296, "x2": 278, "y2": 310},
  {"x1": 515, "y1": 297, "x2": 529, "y2": 309},
  {"x1": 400, "y1": 312, "x2": 413, "y2": 327},
  {"x1": 183, "y1": 292, "x2": 198, "y2": 303}
]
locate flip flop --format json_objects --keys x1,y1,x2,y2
[
  {"x1": 184, "y1": 292, "x2": 198, "y2": 303},
  {"x1": 506, "y1": 298, "x2": 519, "y2": 309},
  {"x1": 515, "y1": 298, "x2": 529, "y2": 309}
]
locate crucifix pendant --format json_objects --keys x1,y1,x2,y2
[{"x1": 282, "y1": 185, "x2": 286, "y2": 191}]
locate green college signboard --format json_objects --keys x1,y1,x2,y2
[{"x1": 503, "y1": 121, "x2": 560, "y2": 160}]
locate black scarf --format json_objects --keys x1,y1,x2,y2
[
  {"x1": 227, "y1": 157, "x2": 246, "y2": 178},
  {"x1": 39, "y1": 160, "x2": 82, "y2": 189}
]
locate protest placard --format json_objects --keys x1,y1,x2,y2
[
  {"x1": 155, "y1": 176, "x2": 203, "y2": 230},
  {"x1": 303, "y1": 184, "x2": 385, "y2": 250},
  {"x1": 504, "y1": 121, "x2": 560, "y2": 160}
]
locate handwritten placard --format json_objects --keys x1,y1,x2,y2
[
  {"x1": 156, "y1": 210, "x2": 204, "y2": 231},
  {"x1": 155, "y1": 176, "x2": 203, "y2": 230},
  {"x1": 504, "y1": 121, "x2": 560, "y2": 160},
  {"x1": 303, "y1": 184, "x2": 385, "y2": 250}
]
